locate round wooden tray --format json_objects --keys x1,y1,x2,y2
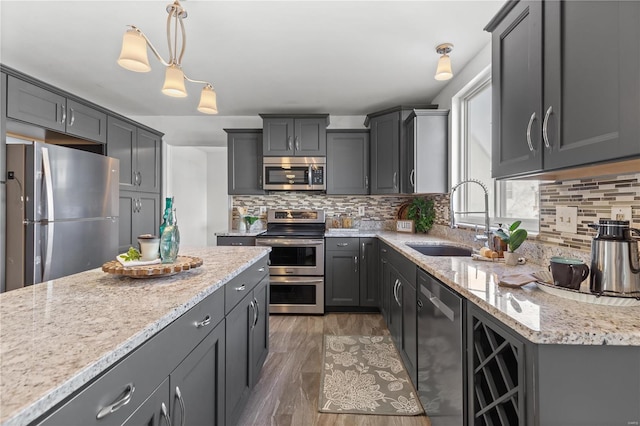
[{"x1": 102, "y1": 256, "x2": 203, "y2": 278}]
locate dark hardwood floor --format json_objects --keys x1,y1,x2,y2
[{"x1": 236, "y1": 313, "x2": 432, "y2": 426}]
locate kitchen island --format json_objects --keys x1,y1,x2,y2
[{"x1": 0, "y1": 246, "x2": 270, "y2": 426}]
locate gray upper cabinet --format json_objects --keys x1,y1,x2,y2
[
  {"x1": 260, "y1": 114, "x2": 329, "y2": 156},
  {"x1": 366, "y1": 105, "x2": 436, "y2": 194},
  {"x1": 118, "y1": 191, "x2": 160, "y2": 253},
  {"x1": 107, "y1": 116, "x2": 161, "y2": 194},
  {"x1": 6, "y1": 75, "x2": 107, "y2": 143},
  {"x1": 487, "y1": 0, "x2": 640, "y2": 179},
  {"x1": 226, "y1": 129, "x2": 264, "y2": 195},
  {"x1": 542, "y1": 1, "x2": 640, "y2": 170},
  {"x1": 326, "y1": 130, "x2": 369, "y2": 195},
  {"x1": 486, "y1": 1, "x2": 543, "y2": 178},
  {"x1": 405, "y1": 110, "x2": 449, "y2": 194}
]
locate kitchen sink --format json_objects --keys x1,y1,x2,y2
[{"x1": 407, "y1": 244, "x2": 472, "y2": 257}]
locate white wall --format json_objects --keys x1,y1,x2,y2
[
  {"x1": 165, "y1": 145, "x2": 209, "y2": 247},
  {"x1": 206, "y1": 148, "x2": 229, "y2": 245}
]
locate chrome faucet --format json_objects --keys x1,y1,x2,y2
[{"x1": 450, "y1": 179, "x2": 493, "y2": 249}]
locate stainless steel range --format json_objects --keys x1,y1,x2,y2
[{"x1": 256, "y1": 209, "x2": 325, "y2": 314}]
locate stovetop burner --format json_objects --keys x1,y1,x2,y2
[{"x1": 257, "y1": 209, "x2": 326, "y2": 238}]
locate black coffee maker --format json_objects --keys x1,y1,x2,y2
[{"x1": 588, "y1": 220, "x2": 640, "y2": 297}]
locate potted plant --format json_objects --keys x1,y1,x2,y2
[
  {"x1": 494, "y1": 221, "x2": 528, "y2": 265},
  {"x1": 407, "y1": 197, "x2": 436, "y2": 233}
]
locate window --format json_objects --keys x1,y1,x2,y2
[{"x1": 452, "y1": 67, "x2": 539, "y2": 232}]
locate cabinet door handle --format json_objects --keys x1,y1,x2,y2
[
  {"x1": 96, "y1": 383, "x2": 135, "y2": 419},
  {"x1": 287, "y1": 136, "x2": 293, "y2": 151},
  {"x1": 417, "y1": 298, "x2": 423, "y2": 311},
  {"x1": 137, "y1": 171, "x2": 142, "y2": 186},
  {"x1": 410, "y1": 169, "x2": 415, "y2": 188},
  {"x1": 60, "y1": 104, "x2": 67, "y2": 124},
  {"x1": 526, "y1": 112, "x2": 537, "y2": 152},
  {"x1": 361, "y1": 242, "x2": 366, "y2": 261},
  {"x1": 393, "y1": 279, "x2": 401, "y2": 306},
  {"x1": 393, "y1": 172, "x2": 397, "y2": 188},
  {"x1": 231, "y1": 242, "x2": 243, "y2": 246},
  {"x1": 295, "y1": 136, "x2": 300, "y2": 151},
  {"x1": 381, "y1": 248, "x2": 387, "y2": 253},
  {"x1": 234, "y1": 284, "x2": 246, "y2": 291},
  {"x1": 365, "y1": 175, "x2": 369, "y2": 189},
  {"x1": 175, "y1": 386, "x2": 186, "y2": 426},
  {"x1": 249, "y1": 299, "x2": 257, "y2": 328},
  {"x1": 542, "y1": 106, "x2": 553, "y2": 149},
  {"x1": 337, "y1": 243, "x2": 349, "y2": 247},
  {"x1": 258, "y1": 174, "x2": 263, "y2": 189},
  {"x1": 137, "y1": 199, "x2": 142, "y2": 213},
  {"x1": 195, "y1": 314, "x2": 211, "y2": 328},
  {"x1": 354, "y1": 256, "x2": 358, "y2": 273},
  {"x1": 69, "y1": 108, "x2": 75, "y2": 126},
  {"x1": 160, "y1": 402, "x2": 172, "y2": 426},
  {"x1": 254, "y1": 297, "x2": 260, "y2": 327},
  {"x1": 258, "y1": 266, "x2": 265, "y2": 272}
]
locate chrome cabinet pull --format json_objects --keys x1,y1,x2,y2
[
  {"x1": 393, "y1": 172, "x2": 397, "y2": 188},
  {"x1": 542, "y1": 106, "x2": 553, "y2": 149},
  {"x1": 249, "y1": 300, "x2": 257, "y2": 328},
  {"x1": 61, "y1": 104, "x2": 67, "y2": 124},
  {"x1": 354, "y1": 256, "x2": 358, "y2": 273},
  {"x1": 287, "y1": 136, "x2": 293, "y2": 151},
  {"x1": 258, "y1": 174, "x2": 263, "y2": 188},
  {"x1": 195, "y1": 314, "x2": 211, "y2": 328},
  {"x1": 417, "y1": 299, "x2": 424, "y2": 310},
  {"x1": 96, "y1": 383, "x2": 135, "y2": 419},
  {"x1": 234, "y1": 284, "x2": 246, "y2": 291},
  {"x1": 160, "y1": 402, "x2": 171, "y2": 426},
  {"x1": 258, "y1": 267, "x2": 265, "y2": 272},
  {"x1": 337, "y1": 243, "x2": 349, "y2": 247},
  {"x1": 137, "y1": 171, "x2": 142, "y2": 186},
  {"x1": 69, "y1": 108, "x2": 75, "y2": 126},
  {"x1": 231, "y1": 242, "x2": 243, "y2": 246},
  {"x1": 59, "y1": 105, "x2": 65, "y2": 124},
  {"x1": 365, "y1": 175, "x2": 369, "y2": 189},
  {"x1": 410, "y1": 169, "x2": 415, "y2": 188},
  {"x1": 393, "y1": 279, "x2": 401, "y2": 306},
  {"x1": 295, "y1": 136, "x2": 300, "y2": 151},
  {"x1": 381, "y1": 248, "x2": 387, "y2": 253},
  {"x1": 361, "y1": 242, "x2": 366, "y2": 261},
  {"x1": 254, "y1": 298, "x2": 260, "y2": 327},
  {"x1": 175, "y1": 386, "x2": 186, "y2": 426},
  {"x1": 526, "y1": 112, "x2": 537, "y2": 152}
]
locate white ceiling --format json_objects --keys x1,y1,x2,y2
[{"x1": 0, "y1": 0, "x2": 503, "y2": 146}]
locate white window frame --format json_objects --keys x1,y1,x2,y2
[{"x1": 451, "y1": 66, "x2": 539, "y2": 233}]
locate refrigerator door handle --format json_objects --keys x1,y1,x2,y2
[{"x1": 41, "y1": 148, "x2": 55, "y2": 281}]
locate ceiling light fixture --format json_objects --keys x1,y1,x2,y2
[
  {"x1": 434, "y1": 43, "x2": 454, "y2": 81},
  {"x1": 117, "y1": 0, "x2": 218, "y2": 114}
]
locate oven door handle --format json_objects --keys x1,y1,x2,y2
[
  {"x1": 257, "y1": 239, "x2": 324, "y2": 246},
  {"x1": 269, "y1": 277, "x2": 324, "y2": 284}
]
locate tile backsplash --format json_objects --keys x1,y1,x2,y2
[{"x1": 232, "y1": 171, "x2": 639, "y2": 259}]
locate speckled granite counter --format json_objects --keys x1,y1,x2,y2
[
  {"x1": 331, "y1": 230, "x2": 640, "y2": 346},
  {"x1": 382, "y1": 232, "x2": 640, "y2": 345},
  {"x1": 0, "y1": 246, "x2": 269, "y2": 426}
]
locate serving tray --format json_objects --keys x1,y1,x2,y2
[{"x1": 102, "y1": 256, "x2": 203, "y2": 278}]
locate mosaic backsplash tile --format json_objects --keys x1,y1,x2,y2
[{"x1": 232, "y1": 171, "x2": 639, "y2": 263}]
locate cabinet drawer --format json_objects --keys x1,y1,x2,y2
[
  {"x1": 325, "y1": 237, "x2": 359, "y2": 251},
  {"x1": 225, "y1": 255, "x2": 269, "y2": 314},
  {"x1": 217, "y1": 236, "x2": 256, "y2": 246}
]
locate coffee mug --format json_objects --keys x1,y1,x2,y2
[
  {"x1": 549, "y1": 257, "x2": 589, "y2": 290},
  {"x1": 138, "y1": 234, "x2": 160, "y2": 261}
]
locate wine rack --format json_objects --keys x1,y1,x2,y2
[{"x1": 469, "y1": 309, "x2": 525, "y2": 426}]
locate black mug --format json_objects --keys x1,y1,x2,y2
[{"x1": 549, "y1": 257, "x2": 589, "y2": 290}]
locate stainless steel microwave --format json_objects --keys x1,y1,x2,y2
[{"x1": 263, "y1": 157, "x2": 326, "y2": 191}]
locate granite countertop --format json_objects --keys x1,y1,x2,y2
[
  {"x1": 372, "y1": 231, "x2": 640, "y2": 346},
  {"x1": 0, "y1": 246, "x2": 270, "y2": 426}
]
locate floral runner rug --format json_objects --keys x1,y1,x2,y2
[{"x1": 318, "y1": 335, "x2": 424, "y2": 416}]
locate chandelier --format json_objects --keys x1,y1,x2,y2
[{"x1": 117, "y1": 0, "x2": 218, "y2": 114}]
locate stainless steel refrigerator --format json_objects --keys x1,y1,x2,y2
[{"x1": 5, "y1": 139, "x2": 119, "y2": 289}]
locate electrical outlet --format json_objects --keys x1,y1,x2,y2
[
  {"x1": 259, "y1": 206, "x2": 267, "y2": 215},
  {"x1": 358, "y1": 206, "x2": 365, "y2": 217},
  {"x1": 611, "y1": 206, "x2": 632, "y2": 221},
  {"x1": 556, "y1": 206, "x2": 577, "y2": 233}
]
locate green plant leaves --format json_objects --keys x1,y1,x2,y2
[
  {"x1": 494, "y1": 221, "x2": 528, "y2": 252},
  {"x1": 407, "y1": 198, "x2": 435, "y2": 233}
]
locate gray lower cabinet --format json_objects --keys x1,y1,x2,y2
[
  {"x1": 225, "y1": 275, "x2": 270, "y2": 426},
  {"x1": 107, "y1": 116, "x2": 161, "y2": 194},
  {"x1": 217, "y1": 236, "x2": 257, "y2": 246},
  {"x1": 325, "y1": 238, "x2": 379, "y2": 308},
  {"x1": 36, "y1": 255, "x2": 268, "y2": 426},
  {"x1": 486, "y1": 0, "x2": 640, "y2": 179},
  {"x1": 226, "y1": 129, "x2": 264, "y2": 195},
  {"x1": 169, "y1": 320, "x2": 226, "y2": 426},
  {"x1": 6, "y1": 75, "x2": 108, "y2": 143},
  {"x1": 404, "y1": 110, "x2": 449, "y2": 194},
  {"x1": 326, "y1": 130, "x2": 369, "y2": 195},
  {"x1": 260, "y1": 114, "x2": 329, "y2": 157},
  {"x1": 118, "y1": 191, "x2": 160, "y2": 253}
]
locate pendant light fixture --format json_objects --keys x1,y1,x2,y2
[
  {"x1": 434, "y1": 43, "x2": 454, "y2": 81},
  {"x1": 117, "y1": 0, "x2": 218, "y2": 114}
]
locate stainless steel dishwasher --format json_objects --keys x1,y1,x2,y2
[{"x1": 417, "y1": 268, "x2": 465, "y2": 425}]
